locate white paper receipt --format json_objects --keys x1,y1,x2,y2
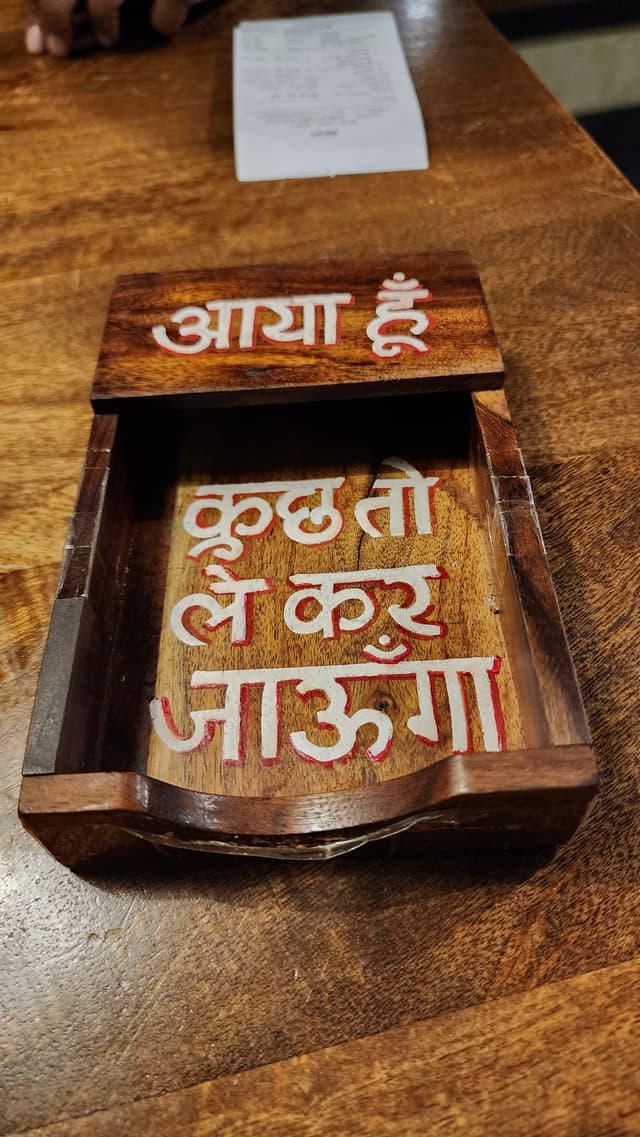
[{"x1": 233, "y1": 12, "x2": 428, "y2": 182}]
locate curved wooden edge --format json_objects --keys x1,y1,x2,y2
[{"x1": 19, "y1": 745, "x2": 597, "y2": 864}]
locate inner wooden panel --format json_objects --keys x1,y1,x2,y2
[{"x1": 108, "y1": 393, "x2": 528, "y2": 797}]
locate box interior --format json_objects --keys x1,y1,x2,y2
[{"x1": 61, "y1": 391, "x2": 563, "y2": 797}]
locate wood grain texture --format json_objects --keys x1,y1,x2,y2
[
  {"x1": 7, "y1": 959, "x2": 638, "y2": 1137},
  {"x1": 1, "y1": 0, "x2": 640, "y2": 1131},
  {"x1": 92, "y1": 254, "x2": 504, "y2": 410}
]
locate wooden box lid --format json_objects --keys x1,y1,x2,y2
[{"x1": 91, "y1": 252, "x2": 503, "y2": 412}]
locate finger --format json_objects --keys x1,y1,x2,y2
[
  {"x1": 25, "y1": 23, "x2": 46, "y2": 53},
  {"x1": 150, "y1": 0, "x2": 193, "y2": 37},
  {"x1": 25, "y1": 0, "x2": 45, "y2": 53},
  {"x1": 87, "y1": 0, "x2": 122, "y2": 47},
  {"x1": 35, "y1": 0, "x2": 76, "y2": 56}
]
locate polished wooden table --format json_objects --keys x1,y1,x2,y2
[{"x1": 1, "y1": 0, "x2": 639, "y2": 1133}]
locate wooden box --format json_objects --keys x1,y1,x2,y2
[{"x1": 19, "y1": 256, "x2": 596, "y2": 866}]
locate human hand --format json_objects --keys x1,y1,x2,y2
[{"x1": 26, "y1": 0, "x2": 197, "y2": 57}]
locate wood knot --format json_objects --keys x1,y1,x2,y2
[{"x1": 372, "y1": 689, "x2": 397, "y2": 715}]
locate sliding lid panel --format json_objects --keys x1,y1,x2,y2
[{"x1": 92, "y1": 253, "x2": 504, "y2": 412}]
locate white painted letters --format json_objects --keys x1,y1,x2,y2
[
  {"x1": 354, "y1": 457, "x2": 439, "y2": 539},
  {"x1": 151, "y1": 657, "x2": 505, "y2": 766},
  {"x1": 284, "y1": 565, "x2": 445, "y2": 640},
  {"x1": 184, "y1": 477, "x2": 345, "y2": 562},
  {"x1": 152, "y1": 293, "x2": 353, "y2": 355},
  {"x1": 366, "y1": 272, "x2": 432, "y2": 359}
]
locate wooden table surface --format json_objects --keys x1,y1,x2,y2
[{"x1": 1, "y1": 0, "x2": 639, "y2": 1132}]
